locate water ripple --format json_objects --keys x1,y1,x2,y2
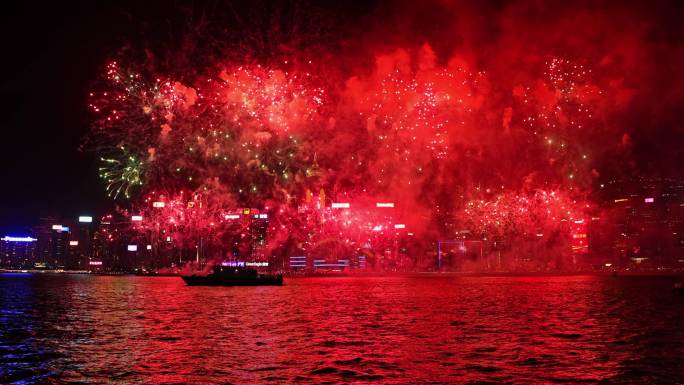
[{"x1": 1, "y1": 273, "x2": 683, "y2": 384}]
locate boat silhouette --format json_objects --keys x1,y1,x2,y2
[{"x1": 182, "y1": 265, "x2": 283, "y2": 286}]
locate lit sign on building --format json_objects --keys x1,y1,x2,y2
[
  {"x1": 153, "y1": 202, "x2": 165, "y2": 208},
  {"x1": 394, "y1": 224, "x2": 406, "y2": 229},
  {"x1": 225, "y1": 214, "x2": 241, "y2": 219},
  {"x1": 246, "y1": 262, "x2": 269, "y2": 267},
  {"x1": 331, "y1": 202, "x2": 350, "y2": 208},
  {"x1": 131, "y1": 215, "x2": 143, "y2": 221},
  {"x1": 289, "y1": 256, "x2": 307, "y2": 267},
  {"x1": 313, "y1": 259, "x2": 350, "y2": 267},
  {"x1": 220, "y1": 261, "x2": 270, "y2": 267},
  {"x1": 1, "y1": 236, "x2": 37, "y2": 242},
  {"x1": 78, "y1": 216, "x2": 93, "y2": 223},
  {"x1": 222, "y1": 261, "x2": 245, "y2": 267},
  {"x1": 89, "y1": 261, "x2": 103, "y2": 266},
  {"x1": 644, "y1": 197, "x2": 654, "y2": 203},
  {"x1": 52, "y1": 224, "x2": 63, "y2": 230},
  {"x1": 127, "y1": 245, "x2": 138, "y2": 251},
  {"x1": 69, "y1": 241, "x2": 79, "y2": 246},
  {"x1": 376, "y1": 202, "x2": 395, "y2": 208},
  {"x1": 146, "y1": 245, "x2": 152, "y2": 250}
]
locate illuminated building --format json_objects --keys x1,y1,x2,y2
[
  {"x1": 597, "y1": 177, "x2": 684, "y2": 268},
  {"x1": 0, "y1": 236, "x2": 38, "y2": 269},
  {"x1": 50, "y1": 225, "x2": 71, "y2": 269},
  {"x1": 90, "y1": 214, "x2": 124, "y2": 271},
  {"x1": 33, "y1": 217, "x2": 73, "y2": 269},
  {"x1": 571, "y1": 219, "x2": 589, "y2": 264},
  {"x1": 34, "y1": 217, "x2": 57, "y2": 268},
  {"x1": 70, "y1": 216, "x2": 95, "y2": 270},
  {"x1": 250, "y1": 210, "x2": 269, "y2": 262}
]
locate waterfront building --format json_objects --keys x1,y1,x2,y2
[
  {"x1": 0, "y1": 236, "x2": 38, "y2": 269},
  {"x1": 597, "y1": 177, "x2": 684, "y2": 268}
]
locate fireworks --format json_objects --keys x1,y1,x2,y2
[
  {"x1": 86, "y1": 38, "x2": 625, "y2": 265},
  {"x1": 98, "y1": 149, "x2": 144, "y2": 199},
  {"x1": 463, "y1": 190, "x2": 586, "y2": 239}
]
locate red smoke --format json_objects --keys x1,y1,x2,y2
[{"x1": 85, "y1": 0, "x2": 684, "y2": 269}]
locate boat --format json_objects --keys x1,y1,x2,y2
[{"x1": 181, "y1": 265, "x2": 283, "y2": 286}]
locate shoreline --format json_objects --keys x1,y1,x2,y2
[{"x1": 2, "y1": 269, "x2": 682, "y2": 278}]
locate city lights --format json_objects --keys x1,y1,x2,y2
[{"x1": 78, "y1": 216, "x2": 93, "y2": 223}]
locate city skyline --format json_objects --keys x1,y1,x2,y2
[{"x1": 3, "y1": 176, "x2": 682, "y2": 273}]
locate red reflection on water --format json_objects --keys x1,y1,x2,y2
[{"x1": 3, "y1": 274, "x2": 681, "y2": 383}]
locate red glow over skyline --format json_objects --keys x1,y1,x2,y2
[{"x1": 80, "y1": 0, "x2": 684, "y2": 270}]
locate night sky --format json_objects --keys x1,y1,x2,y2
[
  {"x1": 0, "y1": 1, "x2": 372, "y2": 234},
  {"x1": 1, "y1": 0, "x2": 683, "y2": 235},
  {"x1": 0, "y1": 2, "x2": 119, "y2": 234}
]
